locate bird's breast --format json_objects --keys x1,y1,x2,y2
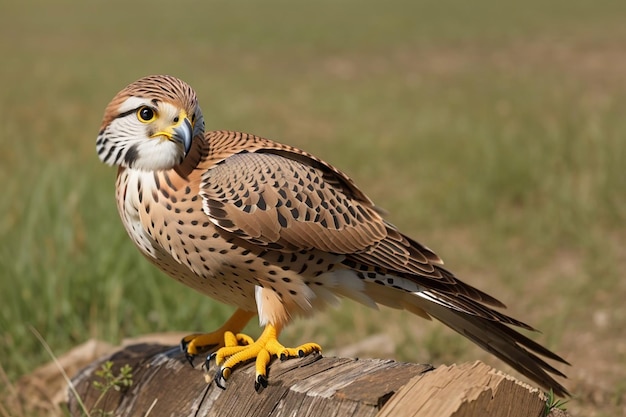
[{"x1": 114, "y1": 168, "x2": 262, "y2": 311}]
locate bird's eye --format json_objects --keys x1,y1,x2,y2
[{"x1": 137, "y1": 106, "x2": 156, "y2": 123}]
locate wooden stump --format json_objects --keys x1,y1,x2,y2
[{"x1": 67, "y1": 343, "x2": 567, "y2": 417}]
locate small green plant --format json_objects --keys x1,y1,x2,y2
[
  {"x1": 89, "y1": 361, "x2": 133, "y2": 417},
  {"x1": 29, "y1": 326, "x2": 134, "y2": 417},
  {"x1": 543, "y1": 389, "x2": 568, "y2": 416}
]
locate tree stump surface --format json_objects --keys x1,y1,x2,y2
[{"x1": 67, "y1": 343, "x2": 568, "y2": 417}]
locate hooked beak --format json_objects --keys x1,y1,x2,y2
[
  {"x1": 153, "y1": 115, "x2": 193, "y2": 156},
  {"x1": 172, "y1": 117, "x2": 193, "y2": 156}
]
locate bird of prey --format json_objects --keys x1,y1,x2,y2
[{"x1": 96, "y1": 75, "x2": 569, "y2": 395}]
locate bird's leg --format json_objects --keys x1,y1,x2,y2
[
  {"x1": 211, "y1": 323, "x2": 321, "y2": 391},
  {"x1": 180, "y1": 308, "x2": 255, "y2": 365}
]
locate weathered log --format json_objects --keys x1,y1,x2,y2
[{"x1": 67, "y1": 343, "x2": 567, "y2": 417}]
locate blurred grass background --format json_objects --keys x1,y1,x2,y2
[{"x1": 1, "y1": 0, "x2": 626, "y2": 415}]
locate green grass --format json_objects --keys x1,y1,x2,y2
[{"x1": 2, "y1": 0, "x2": 626, "y2": 415}]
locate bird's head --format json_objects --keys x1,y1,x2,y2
[{"x1": 96, "y1": 75, "x2": 205, "y2": 171}]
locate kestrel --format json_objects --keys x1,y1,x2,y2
[{"x1": 97, "y1": 75, "x2": 569, "y2": 395}]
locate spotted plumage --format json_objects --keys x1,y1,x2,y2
[{"x1": 97, "y1": 75, "x2": 569, "y2": 395}]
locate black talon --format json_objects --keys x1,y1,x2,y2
[
  {"x1": 214, "y1": 367, "x2": 229, "y2": 390},
  {"x1": 298, "y1": 349, "x2": 305, "y2": 358},
  {"x1": 255, "y1": 375, "x2": 268, "y2": 392},
  {"x1": 185, "y1": 354, "x2": 196, "y2": 367},
  {"x1": 204, "y1": 352, "x2": 217, "y2": 370},
  {"x1": 280, "y1": 353, "x2": 288, "y2": 361},
  {"x1": 181, "y1": 338, "x2": 197, "y2": 367}
]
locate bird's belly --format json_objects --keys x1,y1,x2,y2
[
  {"x1": 139, "y1": 227, "x2": 261, "y2": 312},
  {"x1": 137, "y1": 217, "x2": 350, "y2": 321}
]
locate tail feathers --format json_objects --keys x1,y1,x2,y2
[
  {"x1": 416, "y1": 297, "x2": 570, "y2": 396},
  {"x1": 424, "y1": 290, "x2": 535, "y2": 331},
  {"x1": 346, "y1": 271, "x2": 569, "y2": 395}
]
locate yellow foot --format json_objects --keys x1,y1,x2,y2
[
  {"x1": 180, "y1": 309, "x2": 255, "y2": 366},
  {"x1": 209, "y1": 323, "x2": 321, "y2": 391}
]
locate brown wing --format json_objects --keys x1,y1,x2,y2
[
  {"x1": 200, "y1": 150, "x2": 388, "y2": 253},
  {"x1": 198, "y1": 130, "x2": 442, "y2": 271}
]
